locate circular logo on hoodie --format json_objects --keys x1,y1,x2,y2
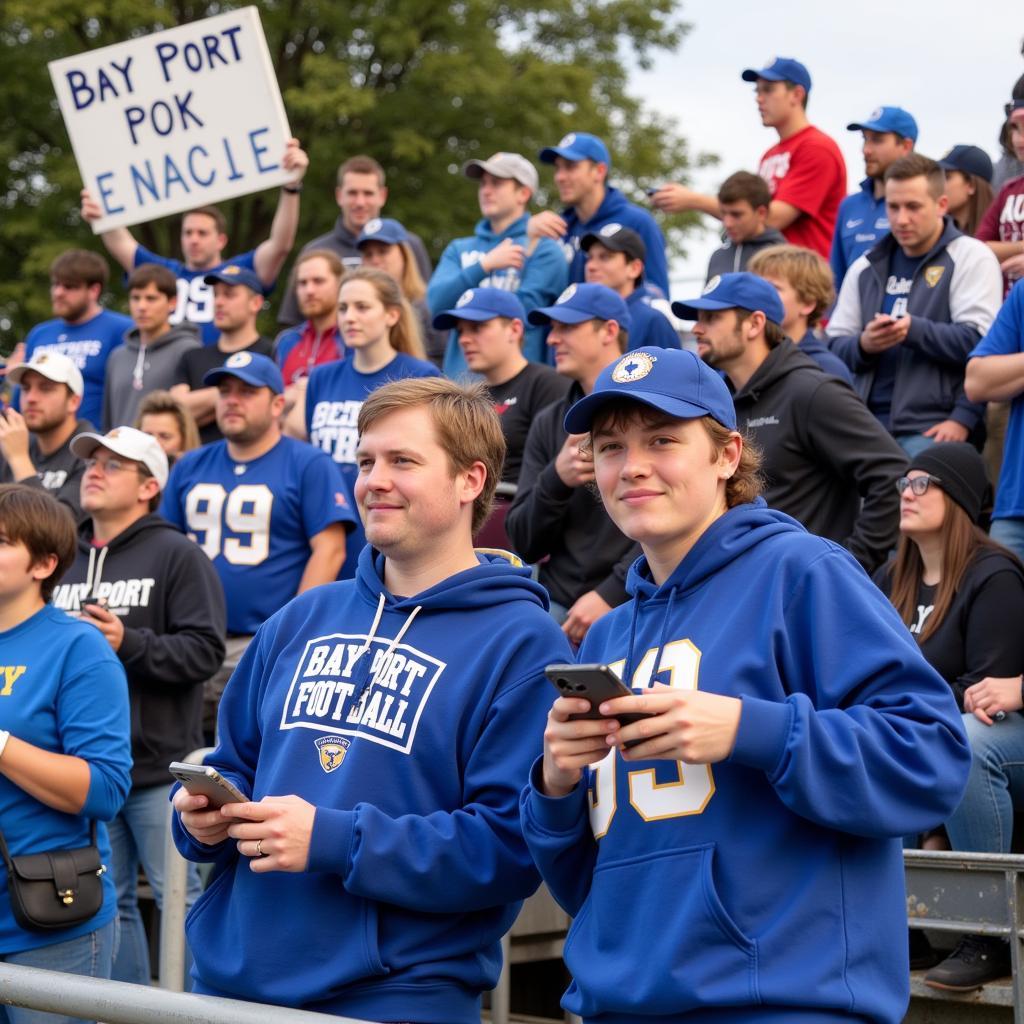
[
  {"x1": 557, "y1": 284, "x2": 578, "y2": 304},
  {"x1": 363, "y1": 218, "x2": 383, "y2": 236},
  {"x1": 456, "y1": 289, "x2": 475, "y2": 308},
  {"x1": 611, "y1": 352, "x2": 656, "y2": 383},
  {"x1": 225, "y1": 352, "x2": 253, "y2": 368}
]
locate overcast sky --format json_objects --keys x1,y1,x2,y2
[{"x1": 631, "y1": 0, "x2": 1024, "y2": 289}]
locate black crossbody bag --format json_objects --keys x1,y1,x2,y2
[{"x1": 0, "y1": 823, "x2": 106, "y2": 932}]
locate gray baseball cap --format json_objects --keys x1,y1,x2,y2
[{"x1": 463, "y1": 152, "x2": 538, "y2": 192}]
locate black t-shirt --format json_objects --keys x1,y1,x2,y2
[
  {"x1": 875, "y1": 547, "x2": 1024, "y2": 710},
  {"x1": 175, "y1": 336, "x2": 275, "y2": 444},
  {"x1": 488, "y1": 362, "x2": 569, "y2": 485}
]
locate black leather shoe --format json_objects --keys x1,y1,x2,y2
[{"x1": 925, "y1": 935, "x2": 1011, "y2": 991}]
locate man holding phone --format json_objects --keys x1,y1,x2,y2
[
  {"x1": 171, "y1": 377, "x2": 571, "y2": 1023},
  {"x1": 828, "y1": 154, "x2": 1002, "y2": 457}
]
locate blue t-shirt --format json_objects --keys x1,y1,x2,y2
[
  {"x1": 868, "y1": 248, "x2": 922, "y2": 427},
  {"x1": 22, "y1": 310, "x2": 131, "y2": 427},
  {"x1": 160, "y1": 436, "x2": 355, "y2": 634},
  {"x1": 971, "y1": 280, "x2": 1024, "y2": 519},
  {"x1": 305, "y1": 353, "x2": 441, "y2": 577},
  {"x1": 133, "y1": 246, "x2": 270, "y2": 346}
]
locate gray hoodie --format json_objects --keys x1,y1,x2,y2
[
  {"x1": 103, "y1": 323, "x2": 200, "y2": 430},
  {"x1": 705, "y1": 227, "x2": 787, "y2": 280}
]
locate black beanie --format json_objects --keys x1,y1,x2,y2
[{"x1": 908, "y1": 442, "x2": 989, "y2": 524}]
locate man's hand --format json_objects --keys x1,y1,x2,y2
[
  {"x1": 1001, "y1": 253, "x2": 1024, "y2": 283},
  {"x1": 649, "y1": 183, "x2": 704, "y2": 214},
  {"x1": 541, "y1": 696, "x2": 619, "y2": 798},
  {"x1": 859, "y1": 313, "x2": 911, "y2": 354},
  {"x1": 172, "y1": 788, "x2": 236, "y2": 847},
  {"x1": 481, "y1": 238, "x2": 526, "y2": 273},
  {"x1": 80, "y1": 188, "x2": 103, "y2": 224},
  {"x1": 554, "y1": 432, "x2": 594, "y2": 488},
  {"x1": 562, "y1": 590, "x2": 612, "y2": 646},
  {"x1": 0, "y1": 409, "x2": 33, "y2": 470},
  {"x1": 923, "y1": 420, "x2": 970, "y2": 443},
  {"x1": 226, "y1": 795, "x2": 316, "y2": 873},
  {"x1": 964, "y1": 676, "x2": 1024, "y2": 725},
  {"x1": 527, "y1": 211, "x2": 569, "y2": 241},
  {"x1": 81, "y1": 602, "x2": 125, "y2": 652},
  {"x1": 600, "y1": 684, "x2": 743, "y2": 764},
  {"x1": 281, "y1": 138, "x2": 309, "y2": 184}
]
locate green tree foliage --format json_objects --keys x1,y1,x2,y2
[{"x1": 0, "y1": 0, "x2": 713, "y2": 349}]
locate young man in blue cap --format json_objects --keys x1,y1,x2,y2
[
  {"x1": 429, "y1": 151, "x2": 568, "y2": 374},
  {"x1": 831, "y1": 106, "x2": 918, "y2": 288},
  {"x1": 506, "y1": 283, "x2": 638, "y2": 644},
  {"x1": 528, "y1": 132, "x2": 669, "y2": 296},
  {"x1": 675, "y1": 272, "x2": 907, "y2": 572},
  {"x1": 653, "y1": 58, "x2": 845, "y2": 259}
]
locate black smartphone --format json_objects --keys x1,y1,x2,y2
[
  {"x1": 545, "y1": 663, "x2": 655, "y2": 747},
  {"x1": 169, "y1": 762, "x2": 246, "y2": 808}
]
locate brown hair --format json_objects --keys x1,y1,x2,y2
[
  {"x1": 50, "y1": 250, "x2": 109, "y2": 290},
  {"x1": 718, "y1": 171, "x2": 771, "y2": 209},
  {"x1": 339, "y1": 267, "x2": 426, "y2": 359},
  {"x1": 946, "y1": 171, "x2": 995, "y2": 238},
  {"x1": 736, "y1": 309, "x2": 786, "y2": 346},
  {"x1": 183, "y1": 206, "x2": 227, "y2": 235},
  {"x1": 358, "y1": 378, "x2": 504, "y2": 535},
  {"x1": 337, "y1": 156, "x2": 386, "y2": 188},
  {"x1": 0, "y1": 485, "x2": 76, "y2": 602},
  {"x1": 296, "y1": 248, "x2": 344, "y2": 280},
  {"x1": 885, "y1": 153, "x2": 946, "y2": 200},
  {"x1": 128, "y1": 263, "x2": 177, "y2": 300},
  {"x1": 748, "y1": 244, "x2": 835, "y2": 328},
  {"x1": 134, "y1": 390, "x2": 201, "y2": 454}
]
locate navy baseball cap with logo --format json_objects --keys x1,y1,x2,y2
[
  {"x1": 672, "y1": 272, "x2": 785, "y2": 327},
  {"x1": 564, "y1": 347, "x2": 737, "y2": 433},
  {"x1": 846, "y1": 106, "x2": 918, "y2": 142},
  {"x1": 203, "y1": 352, "x2": 284, "y2": 395},
  {"x1": 939, "y1": 145, "x2": 994, "y2": 184},
  {"x1": 741, "y1": 57, "x2": 811, "y2": 94},
  {"x1": 356, "y1": 218, "x2": 409, "y2": 247},
  {"x1": 203, "y1": 265, "x2": 263, "y2": 292},
  {"x1": 433, "y1": 288, "x2": 527, "y2": 330},
  {"x1": 527, "y1": 283, "x2": 632, "y2": 332},
  {"x1": 539, "y1": 132, "x2": 611, "y2": 166},
  {"x1": 581, "y1": 223, "x2": 646, "y2": 262}
]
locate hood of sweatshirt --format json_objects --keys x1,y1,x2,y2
[
  {"x1": 731, "y1": 337, "x2": 823, "y2": 405},
  {"x1": 122, "y1": 321, "x2": 200, "y2": 352},
  {"x1": 470, "y1": 212, "x2": 530, "y2": 246}
]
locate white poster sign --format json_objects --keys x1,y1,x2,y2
[{"x1": 48, "y1": 6, "x2": 294, "y2": 232}]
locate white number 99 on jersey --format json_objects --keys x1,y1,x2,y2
[{"x1": 185, "y1": 483, "x2": 274, "y2": 565}]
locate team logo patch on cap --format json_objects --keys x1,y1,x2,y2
[
  {"x1": 703, "y1": 275, "x2": 721, "y2": 294},
  {"x1": 108, "y1": 428, "x2": 121, "y2": 439},
  {"x1": 557, "y1": 284, "x2": 578, "y2": 304},
  {"x1": 225, "y1": 352, "x2": 253, "y2": 368},
  {"x1": 600, "y1": 222, "x2": 623, "y2": 237},
  {"x1": 222, "y1": 265, "x2": 242, "y2": 275},
  {"x1": 456, "y1": 290, "x2": 475, "y2": 308},
  {"x1": 559, "y1": 133, "x2": 576, "y2": 148},
  {"x1": 364, "y1": 218, "x2": 383, "y2": 235},
  {"x1": 316, "y1": 735, "x2": 350, "y2": 773},
  {"x1": 869, "y1": 107, "x2": 883, "y2": 121},
  {"x1": 924, "y1": 266, "x2": 945, "y2": 288},
  {"x1": 35, "y1": 353, "x2": 50, "y2": 363},
  {"x1": 611, "y1": 352, "x2": 657, "y2": 383}
]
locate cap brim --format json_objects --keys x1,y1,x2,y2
[
  {"x1": 564, "y1": 389, "x2": 720, "y2": 434},
  {"x1": 527, "y1": 305, "x2": 596, "y2": 326},
  {"x1": 539, "y1": 146, "x2": 585, "y2": 164},
  {"x1": 203, "y1": 367, "x2": 281, "y2": 393},
  {"x1": 670, "y1": 297, "x2": 735, "y2": 320},
  {"x1": 741, "y1": 68, "x2": 782, "y2": 82},
  {"x1": 433, "y1": 308, "x2": 505, "y2": 330}
]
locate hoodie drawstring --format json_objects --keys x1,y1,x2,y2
[
  {"x1": 132, "y1": 345, "x2": 146, "y2": 391},
  {"x1": 622, "y1": 585, "x2": 677, "y2": 691},
  {"x1": 83, "y1": 545, "x2": 109, "y2": 603},
  {"x1": 352, "y1": 594, "x2": 423, "y2": 701}
]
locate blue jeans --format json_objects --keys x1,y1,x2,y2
[
  {"x1": 0, "y1": 918, "x2": 116, "y2": 1024},
  {"x1": 991, "y1": 517, "x2": 1024, "y2": 564},
  {"x1": 946, "y1": 712, "x2": 1024, "y2": 853},
  {"x1": 895, "y1": 432, "x2": 936, "y2": 459},
  {"x1": 108, "y1": 783, "x2": 201, "y2": 986}
]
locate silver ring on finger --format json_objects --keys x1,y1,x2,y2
[{"x1": 255, "y1": 839, "x2": 263, "y2": 857}]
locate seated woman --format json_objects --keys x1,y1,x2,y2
[
  {"x1": 134, "y1": 389, "x2": 200, "y2": 461},
  {"x1": 875, "y1": 441, "x2": 1024, "y2": 991},
  {"x1": 938, "y1": 146, "x2": 994, "y2": 237}
]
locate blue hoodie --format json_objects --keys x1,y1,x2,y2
[
  {"x1": 173, "y1": 546, "x2": 572, "y2": 1023},
  {"x1": 521, "y1": 501, "x2": 969, "y2": 1024},
  {"x1": 428, "y1": 213, "x2": 569, "y2": 374}
]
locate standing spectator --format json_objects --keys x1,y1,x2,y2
[
  {"x1": 276, "y1": 155, "x2": 432, "y2": 326},
  {"x1": 18, "y1": 250, "x2": 130, "y2": 428},
  {"x1": 874, "y1": 443, "x2": 1024, "y2": 990},
  {"x1": 582, "y1": 225, "x2": 680, "y2": 352},
  {"x1": 651, "y1": 58, "x2": 846, "y2": 260},
  {"x1": 171, "y1": 266, "x2": 274, "y2": 445},
  {"x1": 940, "y1": 146, "x2": 995, "y2": 238},
  {"x1": 675, "y1": 272, "x2": 906, "y2": 572},
  {"x1": 160, "y1": 353, "x2": 353, "y2": 738},
  {"x1": 831, "y1": 106, "x2": 917, "y2": 288},
  {"x1": 828, "y1": 155, "x2": 1002, "y2": 456},
  {"x1": 0, "y1": 485, "x2": 131, "y2": 1022},
  {"x1": 429, "y1": 151, "x2": 568, "y2": 373},
  {"x1": 505, "y1": 284, "x2": 638, "y2": 644},
  {"x1": 529, "y1": 133, "x2": 669, "y2": 295},
  {"x1": 81, "y1": 140, "x2": 309, "y2": 345},
  {"x1": 704, "y1": 171, "x2": 786, "y2": 279},
  {"x1": 977, "y1": 102, "x2": 1024, "y2": 292},
  {"x1": 53, "y1": 426, "x2": 225, "y2": 987},
  {"x1": 1, "y1": 352, "x2": 92, "y2": 520},
  {"x1": 134, "y1": 391, "x2": 200, "y2": 460},
  {"x1": 747, "y1": 244, "x2": 852, "y2": 382},
  {"x1": 103, "y1": 265, "x2": 200, "y2": 431}
]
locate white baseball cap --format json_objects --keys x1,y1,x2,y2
[
  {"x1": 70, "y1": 426, "x2": 169, "y2": 489},
  {"x1": 8, "y1": 351, "x2": 84, "y2": 396}
]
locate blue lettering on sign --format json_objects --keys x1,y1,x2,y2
[
  {"x1": 249, "y1": 128, "x2": 277, "y2": 174},
  {"x1": 155, "y1": 27, "x2": 245, "y2": 84},
  {"x1": 124, "y1": 92, "x2": 205, "y2": 146},
  {"x1": 65, "y1": 57, "x2": 135, "y2": 111},
  {"x1": 96, "y1": 172, "x2": 125, "y2": 215}
]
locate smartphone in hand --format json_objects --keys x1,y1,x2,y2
[
  {"x1": 169, "y1": 762, "x2": 246, "y2": 808},
  {"x1": 545, "y1": 663, "x2": 655, "y2": 747}
]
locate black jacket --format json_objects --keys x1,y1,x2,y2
[
  {"x1": 51, "y1": 514, "x2": 226, "y2": 787},
  {"x1": 505, "y1": 383, "x2": 639, "y2": 608},
  {"x1": 733, "y1": 340, "x2": 908, "y2": 573}
]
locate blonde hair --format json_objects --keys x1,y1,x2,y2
[
  {"x1": 339, "y1": 267, "x2": 426, "y2": 360},
  {"x1": 395, "y1": 242, "x2": 427, "y2": 303},
  {"x1": 134, "y1": 390, "x2": 201, "y2": 453},
  {"x1": 748, "y1": 245, "x2": 835, "y2": 329}
]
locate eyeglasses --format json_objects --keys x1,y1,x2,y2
[
  {"x1": 896, "y1": 475, "x2": 943, "y2": 496},
  {"x1": 83, "y1": 457, "x2": 146, "y2": 477}
]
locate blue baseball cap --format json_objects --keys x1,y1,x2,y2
[
  {"x1": 203, "y1": 352, "x2": 284, "y2": 395},
  {"x1": 741, "y1": 57, "x2": 811, "y2": 94},
  {"x1": 846, "y1": 106, "x2": 918, "y2": 142},
  {"x1": 939, "y1": 145, "x2": 994, "y2": 184},
  {"x1": 539, "y1": 132, "x2": 611, "y2": 166},
  {"x1": 203, "y1": 265, "x2": 263, "y2": 292},
  {"x1": 527, "y1": 283, "x2": 632, "y2": 332},
  {"x1": 432, "y1": 287, "x2": 527, "y2": 330},
  {"x1": 356, "y1": 217, "x2": 409, "y2": 247},
  {"x1": 564, "y1": 348, "x2": 737, "y2": 433},
  {"x1": 672, "y1": 272, "x2": 785, "y2": 327}
]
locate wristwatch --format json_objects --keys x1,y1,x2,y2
[{"x1": 282, "y1": 183, "x2": 303, "y2": 194}]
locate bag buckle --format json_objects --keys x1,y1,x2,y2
[{"x1": 58, "y1": 889, "x2": 75, "y2": 906}]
